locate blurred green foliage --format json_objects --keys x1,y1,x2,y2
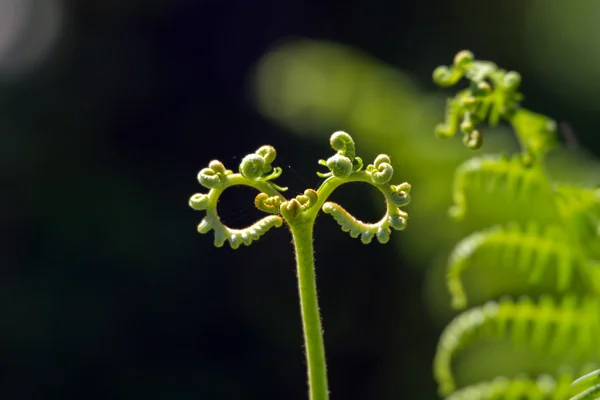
[
  {"x1": 251, "y1": 40, "x2": 600, "y2": 400},
  {"x1": 4, "y1": 1, "x2": 600, "y2": 398},
  {"x1": 250, "y1": 38, "x2": 521, "y2": 320},
  {"x1": 430, "y1": 52, "x2": 600, "y2": 400}
]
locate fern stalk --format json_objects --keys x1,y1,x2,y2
[{"x1": 291, "y1": 222, "x2": 329, "y2": 400}]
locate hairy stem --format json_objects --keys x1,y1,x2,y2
[{"x1": 290, "y1": 221, "x2": 329, "y2": 400}]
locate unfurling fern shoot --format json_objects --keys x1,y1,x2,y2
[
  {"x1": 188, "y1": 131, "x2": 411, "y2": 400},
  {"x1": 431, "y1": 51, "x2": 600, "y2": 400}
]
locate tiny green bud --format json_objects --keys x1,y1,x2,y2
[
  {"x1": 503, "y1": 71, "x2": 521, "y2": 90},
  {"x1": 198, "y1": 167, "x2": 227, "y2": 189},
  {"x1": 197, "y1": 218, "x2": 212, "y2": 233},
  {"x1": 373, "y1": 154, "x2": 391, "y2": 166},
  {"x1": 281, "y1": 198, "x2": 302, "y2": 219},
  {"x1": 327, "y1": 154, "x2": 353, "y2": 178},
  {"x1": 391, "y1": 183, "x2": 411, "y2": 193},
  {"x1": 254, "y1": 192, "x2": 283, "y2": 214},
  {"x1": 296, "y1": 189, "x2": 318, "y2": 210},
  {"x1": 376, "y1": 227, "x2": 391, "y2": 244},
  {"x1": 360, "y1": 230, "x2": 375, "y2": 244},
  {"x1": 240, "y1": 153, "x2": 266, "y2": 180},
  {"x1": 388, "y1": 214, "x2": 407, "y2": 231},
  {"x1": 189, "y1": 193, "x2": 210, "y2": 211},
  {"x1": 256, "y1": 145, "x2": 277, "y2": 165},
  {"x1": 390, "y1": 193, "x2": 410, "y2": 207},
  {"x1": 433, "y1": 66, "x2": 451, "y2": 83},
  {"x1": 453, "y1": 50, "x2": 474, "y2": 69},
  {"x1": 460, "y1": 113, "x2": 474, "y2": 133},
  {"x1": 209, "y1": 160, "x2": 226, "y2": 174},
  {"x1": 369, "y1": 157, "x2": 394, "y2": 185},
  {"x1": 463, "y1": 130, "x2": 482, "y2": 150},
  {"x1": 329, "y1": 131, "x2": 356, "y2": 160}
]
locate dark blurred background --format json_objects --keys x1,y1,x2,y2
[{"x1": 3, "y1": 0, "x2": 600, "y2": 399}]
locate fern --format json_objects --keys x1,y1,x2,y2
[
  {"x1": 554, "y1": 184, "x2": 600, "y2": 260},
  {"x1": 447, "y1": 367, "x2": 600, "y2": 400},
  {"x1": 447, "y1": 222, "x2": 600, "y2": 309},
  {"x1": 431, "y1": 51, "x2": 600, "y2": 400},
  {"x1": 450, "y1": 154, "x2": 557, "y2": 225},
  {"x1": 571, "y1": 369, "x2": 600, "y2": 400},
  {"x1": 446, "y1": 364, "x2": 600, "y2": 400},
  {"x1": 434, "y1": 295, "x2": 600, "y2": 395}
]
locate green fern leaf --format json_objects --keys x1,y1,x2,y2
[
  {"x1": 510, "y1": 109, "x2": 558, "y2": 161},
  {"x1": 447, "y1": 222, "x2": 599, "y2": 309},
  {"x1": 450, "y1": 154, "x2": 557, "y2": 226},
  {"x1": 446, "y1": 365, "x2": 599, "y2": 400},
  {"x1": 570, "y1": 385, "x2": 600, "y2": 400},
  {"x1": 434, "y1": 295, "x2": 600, "y2": 396},
  {"x1": 570, "y1": 369, "x2": 600, "y2": 400},
  {"x1": 432, "y1": 51, "x2": 600, "y2": 400},
  {"x1": 555, "y1": 184, "x2": 600, "y2": 260}
]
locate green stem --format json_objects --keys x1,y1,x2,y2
[{"x1": 290, "y1": 221, "x2": 329, "y2": 400}]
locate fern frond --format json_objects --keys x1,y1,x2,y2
[
  {"x1": 570, "y1": 385, "x2": 600, "y2": 400},
  {"x1": 510, "y1": 108, "x2": 558, "y2": 162},
  {"x1": 447, "y1": 222, "x2": 599, "y2": 309},
  {"x1": 434, "y1": 295, "x2": 600, "y2": 396},
  {"x1": 446, "y1": 364, "x2": 599, "y2": 400},
  {"x1": 432, "y1": 50, "x2": 600, "y2": 400},
  {"x1": 450, "y1": 154, "x2": 556, "y2": 225},
  {"x1": 555, "y1": 184, "x2": 600, "y2": 260},
  {"x1": 570, "y1": 369, "x2": 600, "y2": 400},
  {"x1": 447, "y1": 374, "x2": 562, "y2": 400}
]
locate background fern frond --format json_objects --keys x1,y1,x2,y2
[
  {"x1": 555, "y1": 184, "x2": 600, "y2": 260},
  {"x1": 446, "y1": 364, "x2": 599, "y2": 400},
  {"x1": 434, "y1": 51, "x2": 600, "y2": 400},
  {"x1": 447, "y1": 222, "x2": 599, "y2": 309},
  {"x1": 510, "y1": 109, "x2": 558, "y2": 161},
  {"x1": 570, "y1": 369, "x2": 600, "y2": 400},
  {"x1": 450, "y1": 154, "x2": 556, "y2": 226},
  {"x1": 434, "y1": 295, "x2": 600, "y2": 395},
  {"x1": 570, "y1": 385, "x2": 600, "y2": 400}
]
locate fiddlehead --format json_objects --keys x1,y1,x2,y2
[
  {"x1": 310, "y1": 131, "x2": 411, "y2": 244},
  {"x1": 190, "y1": 132, "x2": 412, "y2": 247},
  {"x1": 239, "y1": 145, "x2": 287, "y2": 191},
  {"x1": 254, "y1": 192, "x2": 284, "y2": 214},
  {"x1": 367, "y1": 154, "x2": 394, "y2": 185},
  {"x1": 197, "y1": 160, "x2": 231, "y2": 189},
  {"x1": 433, "y1": 50, "x2": 523, "y2": 150},
  {"x1": 189, "y1": 146, "x2": 288, "y2": 249},
  {"x1": 434, "y1": 50, "x2": 560, "y2": 161},
  {"x1": 317, "y1": 131, "x2": 364, "y2": 178}
]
